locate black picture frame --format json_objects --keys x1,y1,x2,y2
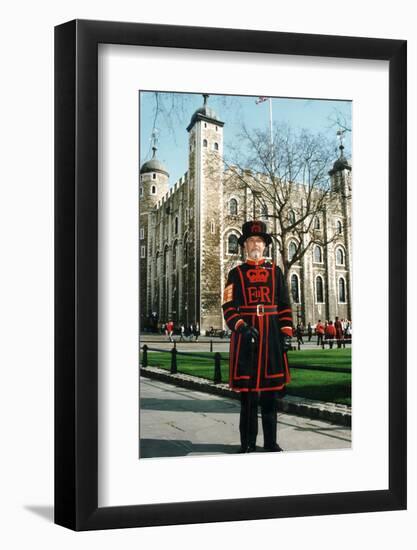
[{"x1": 55, "y1": 19, "x2": 407, "y2": 531}]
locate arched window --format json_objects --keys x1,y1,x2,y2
[
  {"x1": 291, "y1": 274, "x2": 300, "y2": 303},
  {"x1": 288, "y1": 241, "x2": 297, "y2": 261},
  {"x1": 203, "y1": 139, "x2": 208, "y2": 147},
  {"x1": 229, "y1": 198, "x2": 238, "y2": 215},
  {"x1": 228, "y1": 234, "x2": 239, "y2": 254},
  {"x1": 213, "y1": 142, "x2": 219, "y2": 151},
  {"x1": 151, "y1": 185, "x2": 156, "y2": 195},
  {"x1": 339, "y1": 277, "x2": 346, "y2": 303},
  {"x1": 316, "y1": 276, "x2": 324, "y2": 303},
  {"x1": 314, "y1": 216, "x2": 320, "y2": 229},
  {"x1": 336, "y1": 247, "x2": 345, "y2": 265},
  {"x1": 183, "y1": 234, "x2": 188, "y2": 265},
  {"x1": 139, "y1": 186, "x2": 144, "y2": 197},
  {"x1": 174, "y1": 216, "x2": 178, "y2": 235},
  {"x1": 314, "y1": 245, "x2": 322, "y2": 263},
  {"x1": 152, "y1": 173, "x2": 156, "y2": 180},
  {"x1": 337, "y1": 220, "x2": 343, "y2": 234},
  {"x1": 172, "y1": 240, "x2": 177, "y2": 267},
  {"x1": 261, "y1": 204, "x2": 268, "y2": 219},
  {"x1": 163, "y1": 245, "x2": 169, "y2": 273},
  {"x1": 288, "y1": 210, "x2": 296, "y2": 225}
]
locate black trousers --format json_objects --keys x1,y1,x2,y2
[{"x1": 239, "y1": 391, "x2": 279, "y2": 450}]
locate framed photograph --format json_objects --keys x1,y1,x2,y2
[{"x1": 55, "y1": 20, "x2": 406, "y2": 530}]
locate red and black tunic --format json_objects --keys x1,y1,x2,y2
[{"x1": 222, "y1": 259, "x2": 293, "y2": 392}]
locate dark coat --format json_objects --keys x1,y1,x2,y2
[{"x1": 222, "y1": 259, "x2": 293, "y2": 392}]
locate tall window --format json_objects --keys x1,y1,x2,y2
[
  {"x1": 140, "y1": 246, "x2": 146, "y2": 258},
  {"x1": 174, "y1": 216, "x2": 178, "y2": 235},
  {"x1": 288, "y1": 210, "x2": 296, "y2": 225},
  {"x1": 229, "y1": 198, "x2": 238, "y2": 215},
  {"x1": 183, "y1": 234, "x2": 188, "y2": 265},
  {"x1": 337, "y1": 220, "x2": 343, "y2": 234},
  {"x1": 314, "y1": 245, "x2": 322, "y2": 263},
  {"x1": 261, "y1": 204, "x2": 268, "y2": 219},
  {"x1": 314, "y1": 216, "x2": 320, "y2": 229},
  {"x1": 228, "y1": 234, "x2": 239, "y2": 254},
  {"x1": 139, "y1": 187, "x2": 144, "y2": 197},
  {"x1": 140, "y1": 228, "x2": 145, "y2": 240},
  {"x1": 172, "y1": 240, "x2": 177, "y2": 267},
  {"x1": 336, "y1": 247, "x2": 345, "y2": 265},
  {"x1": 210, "y1": 221, "x2": 215, "y2": 234},
  {"x1": 203, "y1": 139, "x2": 208, "y2": 147},
  {"x1": 163, "y1": 245, "x2": 169, "y2": 273},
  {"x1": 213, "y1": 142, "x2": 219, "y2": 151},
  {"x1": 288, "y1": 241, "x2": 297, "y2": 261},
  {"x1": 339, "y1": 277, "x2": 346, "y2": 303},
  {"x1": 151, "y1": 185, "x2": 156, "y2": 195},
  {"x1": 152, "y1": 173, "x2": 156, "y2": 180},
  {"x1": 291, "y1": 274, "x2": 300, "y2": 303},
  {"x1": 316, "y1": 276, "x2": 324, "y2": 303}
]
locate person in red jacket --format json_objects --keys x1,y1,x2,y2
[
  {"x1": 325, "y1": 320, "x2": 336, "y2": 349},
  {"x1": 334, "y1": 316, "x2": 344, "y2": 348},
  {"x1": 222, "y1": 220, "x2": 293, "y2": 453},
  {"x1": 315, "y1": 320, "x2": 325, "y2": 347}
]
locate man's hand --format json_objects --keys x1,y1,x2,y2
[
  {"x1": 237, "y1": 323, "x2": 259, "y2": 344},
  {"x1": 282, "y1": 335, "x2": 292, "y2": 352}
]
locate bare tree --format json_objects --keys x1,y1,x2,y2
[{"x1": 214, "y1": 124, "x2": 348, "y2": 286}]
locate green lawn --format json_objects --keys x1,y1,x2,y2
[{"x1": 141, "y1": 349, "x2": 351, "y2": 406}]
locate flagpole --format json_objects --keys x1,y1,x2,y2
[{"x1": 269, "y1": 98, "x2": 273, "y2": 147}]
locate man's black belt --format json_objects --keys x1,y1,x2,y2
[{"x1": 239, "y1": 305, "x2": 279, "y2": 317}]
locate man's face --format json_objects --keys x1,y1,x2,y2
[{"x1": 244, "y1": 236, "x2": 266, "y2": 260}]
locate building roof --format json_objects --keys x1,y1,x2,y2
[
  {"x1": 186, "y1": 94, "x2": 224, "y2": 131},
  {"x1": 140, "y1": 147, "x2": 169, "y2": 176}
]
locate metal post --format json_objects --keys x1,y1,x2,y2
[
  {"x1": 171, "y1": 346, "x2": 177, "y2": 374},
  {"x1": 142, "y1": 345, "x2": 148, "y2": 368},
  {"x1": 213, "y1": 352, "x2": 222, "y2": 384},
  {"x1": 210, "y1": 339, "x2": 213, "y2": 352}
]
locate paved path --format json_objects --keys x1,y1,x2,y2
[{"x1": 139, "y1": 377, "x2": 351, "y2": 458}]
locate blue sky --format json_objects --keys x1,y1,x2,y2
[{"x1": 139, "y1": 92, "x2": 352, "y2": 187}]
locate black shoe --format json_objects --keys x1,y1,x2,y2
[
  {"x1": 263, "y1": 444, "x2": 283, "y2": 452},
  {"x1": 237, "y1": 445, "x2": 257, "y2": 453}
]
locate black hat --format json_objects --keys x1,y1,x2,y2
[{"x1": 238, "y1": 220, "x2": 272, "y2": 247}]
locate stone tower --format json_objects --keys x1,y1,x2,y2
[
  {"x1": 186, "y1": 95, "x2": 225, "y2": 331},
  {"x1": 328, "y1": 141, "x2": 352, "y2": 321},
  {"x1": 139, "y1": 146, "x2": 169, "y2": 329}
]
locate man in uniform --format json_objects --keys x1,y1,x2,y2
[{"x1": 222, "y1": 221, "x2": 293, "y2": 453}]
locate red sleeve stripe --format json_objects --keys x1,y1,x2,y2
[
  {"x1": 281, "y1": 327, "x2": 293, "y2": 337},
  {"x1": 279, "y1": 316, "x2": 293, "y2": 322},
  {"x1": 234, "y1": 319, "x2": 245, "y2": 331},
  {"x1": 223, "y1": 307, "x2": 236, "y2": 315},
  {"x1": 278, "y1": 308, "x2": 292, "y2": 314},
  {"x1": 226, "y1": 313, "x2": 240, "y2": 323}
]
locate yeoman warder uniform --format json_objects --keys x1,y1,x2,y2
[{"x1": 222, "y1": 221, "x2": 293, "y2": 453}]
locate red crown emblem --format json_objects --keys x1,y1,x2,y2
[
  {"x1": 251, "y1": 223, "x2": 262, "y2": 233},
  {"x1": 247, "y1": 268, "x2": 269, "y2": 283}
]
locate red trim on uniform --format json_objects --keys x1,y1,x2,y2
[
  {"x1": 233, "y1": 334, "x2": 250, "y2": 380},
  {"x1": 223, "y1": 307, "x2": 235, "y2": 315},
  {"x1": 265, "y1": 316, "x2": 285, "y2": 379},
  {"x1": 234, "y1": 319, "x2": 245, "y2": 331},
  {"x1": 255, "y1": 315, "x2": 264, "y2": 390},
  {"x1": 281, "y1": 326, "x2": 293, "y2": 337},
  {"x1": 236, "y1": 266, "x2": 248, "y2": 305},
  {"x1": 225, "y1": 313, "x2": 239, "y2": 323},
  {"x1": 245, "y1": 258, "x2": 266, "y2": 266},
  {"x1": 279, "y1": 316, "x2": 293, "y2": 322},
  {"x1": 278, "y1": 308, "x2": 292, "y2": 315},
  {"x1": 283, "y1": 352, "x2": 291, "y2": 383},
  {"x1": 271, "y1": 262, "x2": 276, "y2": 305}
]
